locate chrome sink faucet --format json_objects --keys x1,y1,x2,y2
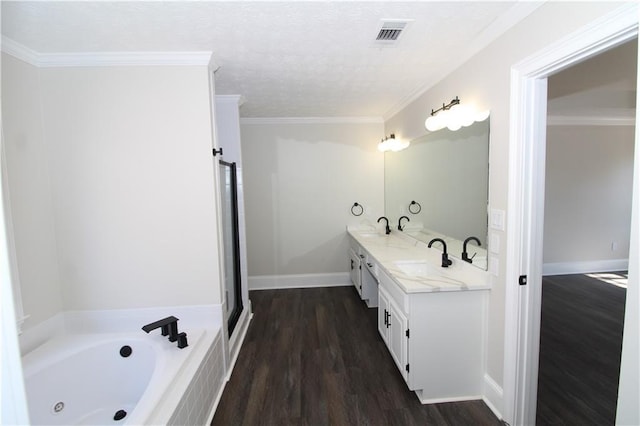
[
  {"x1": 428, "y1": 238, "x2": 452, "y2": 268},
  {"x1": 377, "y1": 216, "x2": 391, "y2": 235}
]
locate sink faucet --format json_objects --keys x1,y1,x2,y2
[
  {"x1": 142, "y1": 316, "x2": 182, "y2": 344},
  {"x1": 462, "y1": 236, "x2": 481, "y2": 263},
  {"x1": 377, "y1": 216, "x2": 391, "y2": 235},
  {"x1": 397, "y1": 216, "x2": 410, "y2": 231},
  {"x1": 428, "y1": 238, "x2": 453, "y2": 268}
]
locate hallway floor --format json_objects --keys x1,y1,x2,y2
[
  {"x1": 537, "y1": 272, "x2": 627, "y2": 425},
  {"x1": 212, "y1": 286, "x2": 502, "y2": 425}
]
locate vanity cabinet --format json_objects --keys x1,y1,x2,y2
[
  {"x1": 377, "y1": 267, "x2": 487, "y2": 403},
  {"x1": 347, "y1": 229, "x2": 490, "y2": 404}
]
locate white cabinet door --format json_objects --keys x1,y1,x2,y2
[
  {"x1": 378, "y1": 287, "x2": 390, "y2": 341},
  {"x1": 349, "y1": 249, "x2": 362, "y2": 296},
  {"x1": 388, "y1": 300, "x2": 409, "y2": 381}
]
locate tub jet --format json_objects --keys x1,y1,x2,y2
[{"x1": 114, "y1": 409, "x2": 127, "y2": 421}]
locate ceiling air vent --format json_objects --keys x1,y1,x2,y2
[{"x1": 375, "y1": 21, "x2": 408, "y2": 43}]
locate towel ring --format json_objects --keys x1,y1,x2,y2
[
  {"x1": 351, "y1": 202, "x2": 364, "y2": 216},
  {"x1": 408, "y1": 200, "x2": 422, "y2": 214}
]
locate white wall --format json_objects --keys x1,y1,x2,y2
[
  {"x1": 383, "y1": 1, "x2": 626, "y2": 412},
  {"x1": 240, "y1": 120, "x2": 384, "y2": 279},
  {"x1": 37, "y1": 65, "x2": 221, "y2": 310},
  {"x1": 544, "y1": 124, "x2": 634, "y2": 265},
  {"x1": 1, "y1": 54, "x2": 64, "y2": 327},
  {"x1": 2, "y1": 60, "x2": 223, "y2": 317}
]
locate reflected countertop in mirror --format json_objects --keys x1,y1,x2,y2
[{"x1": 384, "y1": 118, "x2": 490, "y2": 270}]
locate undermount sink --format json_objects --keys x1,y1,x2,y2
[
  {"x1": 393, "y1": 260, "x2": 442, "y2": 277},
  {"x1": 358, "y1": 232, "x2": 385, "y2": 238}
]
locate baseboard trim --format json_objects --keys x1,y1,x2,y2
[
  {"x1": 482, "y1": 373, "x2": 504, "y2": 421},
  {"x1": 416, "y1": 393, "x2": 482, "y2": 404},
  {"x1": 248, "y1": 273, "x2": 351, "y2": 290},
  {"x1": 543, "y1": 259, "x2": 629, "y2": 276}
]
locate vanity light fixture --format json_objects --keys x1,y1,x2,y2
[
  {"x1": 377, "y1": 133, "x2": 410, "y2": 152},
  {"x1": 425, "y1": 96, "x2": 489, "y2": 132}
]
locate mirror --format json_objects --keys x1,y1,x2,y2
[{"x1": 384, "y1": 118, "x2": 490, "y2": 269}]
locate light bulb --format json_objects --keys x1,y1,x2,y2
[{"x1": 475, "y1": 109, "x2": 490, "y2": 122}]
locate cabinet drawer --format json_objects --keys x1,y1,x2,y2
[{"x1": 378, "y1": 269, "x2": 409, "y2": 314}]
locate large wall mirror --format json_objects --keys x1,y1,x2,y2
[{"x1": 384, "y1": 118, "x2": 490, "y2": 270}]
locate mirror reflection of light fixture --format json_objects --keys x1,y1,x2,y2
[
  {"x1": 424, "y1": 96, "x2": 490, "y2": 132},
  {"x1": 377, "y1": 133, "x2": 410, "y2": 152}
]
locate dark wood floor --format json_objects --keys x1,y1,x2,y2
[
  {"x1": 536, "y1": 272, "x2": 627, "y2": 425},
  {"x1": 212, "y1": 286, "x2": 502, "y2": 426}
]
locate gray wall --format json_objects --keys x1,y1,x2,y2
[
  {"x1": 240, "y1": 120, "x2": 384, "y2": 279},
  {"x1": 544, "y1": 124, "x2": 634, "y2": 266}
]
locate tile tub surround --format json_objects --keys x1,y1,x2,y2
[{"x1": 347, "y1": 227, "x2": 491, "y2": 293}]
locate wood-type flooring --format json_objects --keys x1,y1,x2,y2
[
  {"x1": 212, "y1": 286, "x2": 502, "y2": 426},
  {"x1": 536, "y1": 272, "x2": 627, "y2": 425}
]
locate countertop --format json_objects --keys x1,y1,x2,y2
[{"x1": 348, "y1": 227, "x2": 492, "y2": 294}]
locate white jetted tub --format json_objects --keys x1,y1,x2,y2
[{"x1": 22, "y1": 328, "x2": 220, "y2": 425}]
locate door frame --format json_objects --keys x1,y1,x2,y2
[{"x1": 503, "y1": 4, "x2": 639, "y2": 425}]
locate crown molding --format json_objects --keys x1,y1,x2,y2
[
  {"x1": 547, "y1": 114, "x2": 635, "y2": 127},
  {"x1": 1, "y1": 36, "x2": 212, "y2": 67},
  {"x1": 382, "y1": 1, "x2": 545, "y2": 121},
  {"x1": 215, "y1": 95, "x2": 246, "y2": 107},
  {"x1": 1, "y1": 36, "x2": 40, "y2": 65},
  {"x1": 240, "y1": 116, "x2": 384, "y2": 125}
]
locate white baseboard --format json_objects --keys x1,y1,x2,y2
[
  {"x1": 482, "y1": 373, "x2": 504, "y2": 421},
  {"x1": 543, "y1": 258, "x2": 628, "y2": 276},
  {"x1": 248, "y1": 272, "x2": 351, "y2": 290}
]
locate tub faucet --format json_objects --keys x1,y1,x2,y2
[
  {"x1": 377, "y1": 216, "x2": 391, "y2": 235},
  {"x1": 397, "y1": 216, "x2": 410, "y2": 231},
  {"x1": 428, "y1": 238, "x2": 453, "y2": 268},
  {"x1": 142, "y1": 316, "x2": 180, "y2": 342},
  {"x1": 462, "y1": 236, "x2": 481, "y2": 263}
]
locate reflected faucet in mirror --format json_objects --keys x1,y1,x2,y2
[
  {"x1": 398, "y1": 216, "x2": 410, "y2": 231},
  {"x1": 428, "y1": 238, "x2": 452, "y2": 268},
  {"x1": 462, "y1": 236, "x2": 481, "y2": 264},
  {"x1": 377, "y1": 216, "x2": 391, "y2": 235}
]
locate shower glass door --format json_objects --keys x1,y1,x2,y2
[{"x1": 219, "y1": 160, "x2": 243, "y2": 337}]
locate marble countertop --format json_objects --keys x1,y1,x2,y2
[{"x1": 348, "y1": 227, "x2": 492, "y2": 294}]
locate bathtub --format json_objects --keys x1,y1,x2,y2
[{"x1": 22, "y1": 327, "x2": 223, "y2": 425}]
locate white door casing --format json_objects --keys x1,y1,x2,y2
[{"x1": 503, "y1": 4, "x2": 639, "y2": 425}]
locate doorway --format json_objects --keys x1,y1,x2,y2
[
  {"x1": 537, "y1": 42, "x2": 636, "y2": 423},
  {"x1": 503, "y1": 5, "x2": 639, "y2": 425}
]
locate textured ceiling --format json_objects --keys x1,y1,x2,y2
[{"x1": 2, "y1": 1, "x2": 531, "y2": 118}]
